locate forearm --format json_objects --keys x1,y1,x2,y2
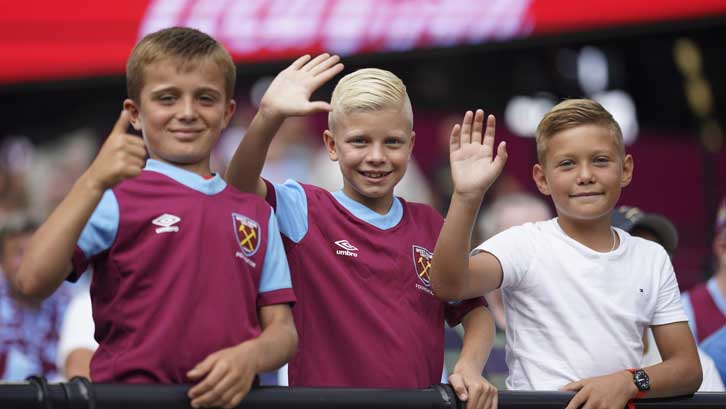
[
  {"x1": 431, "y1": 191, "x2": 484, "y2": 299},
  {"x1": 642, "y1": 355, "x2": 702, "y2": 397},
  {"x1": 244, "y1": 307, "x2": 298, "y2": 373},
  {"x1": 453, "y1": 306, "x2": 495, "y2": 375},
  {"x1": 225, "y1": 109, "x2": 285, "y2": 197},
  {"x1": 15, "y1": 173, "x2": 105, "y2": 299}
]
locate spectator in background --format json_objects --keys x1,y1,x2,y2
[
  {"x1": 612, "y1": 206, "x2": 724, "y2": 391},
  {"x1": 681, "y1": 197, "x2": 726, "y2": 384},
  {"x1": 0, "y1": 214, "x2": 72, "y2": 381}
]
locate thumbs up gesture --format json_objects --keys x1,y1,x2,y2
[{"x1": 85, "y1": 110, "x2": 147, "y2": 191}]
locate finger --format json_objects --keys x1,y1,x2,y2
[
  {"x1": 465, "y1": 383, "x2": 482, "y2": 409},
  {"x1": 112, "y1": 110, "x2": 132, "y2": 135},
  {"x1": 207, "y1": 371, "x2": 239, "y2": 407},
  {"x1": 190, "y1": 363, "x2": 228, "y2": 401},
  {"x1": 564, "y1": 390, "x2": 587, "y2": 409},
  {"x1": 450, "y1": 124, "x2": 462, "y2": 152},
  {"x1": 223, "y1": 391, "x2": 247, "y2": 409},
  {"x1": 470, "y1": 109, "x2": 485, "y2": 144},
  {"x1": 493, "y1": 141, "x2": 508, "y2": 171},
  {"x1": 290, "y1": 54, "x2": 312, "y2": 70},
  {"x1": 490, "y1": 389, "x2": 499, "y2": 409},
  {"x1": 307, "y1": 101, "x2": 333, "y2": 113},
  {"x1": 126, "y1": 139, "x2": 148, "y2": 159},
  {"x1": 302, "y1": 53, "x2": 331, "y2": 71},
  {"x1": 220, "y1": 380, "x2": 251, "y2": 409},
  {"x1": 310, "y1": 54, "x2": 340, "y2": 75},
  {"x1": 560, "y1": 380, "x2": 583, "y2": 392},
  {"x1": 483, "y1": 114, "x2": 496, "y2": 146},
  {"x1": 312, "y1": 62, "x2": 345, "y2": 87},
  {"x1": 460, "y1": 111, "x2": 473, "y2": 144},
  {"x1": 187, "y1": 355, "x2": 216, "y2": 382},
  {"x1": 448, "y1": 374, "x2": 468, "y2": 402}
]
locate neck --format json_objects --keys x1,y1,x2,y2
[
  {"x1": 152, "y1": 157, "x2": 213, "y2": 178},
  {"x1": 557, "y1": 216, "x2": 617, "y2": 252},
  {"x1": 342, "y1": 186, "x2": 394, "y2": 215}
]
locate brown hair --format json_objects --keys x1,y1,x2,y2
[
  {"x1": 535, "y1": 99, "x2": 624, "y2": 163},
  {"x1": 126, "y1": 27, "x2": 236, "y2": 103}
]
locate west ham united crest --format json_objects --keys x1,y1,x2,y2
[
  {"x1": 412, "y1": 245, "x2": 433, "y2": 287},
  {"x1": 232, "y1": 213, "x2": 260, "y2": 257}
]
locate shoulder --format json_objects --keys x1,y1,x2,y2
[{"x1": 622, "y1": 232, "x2": 670, "y2": 260}]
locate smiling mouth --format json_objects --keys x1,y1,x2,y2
[
  {"x1": 570, "y1": 192, "x2": 603, "y2": 198},
  {"x1": 359, "y1": 171, "x2": 392, "y2": 179}
]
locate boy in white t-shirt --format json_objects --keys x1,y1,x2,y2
[{"x1": 431, "y1": 100, "x2": 702, "y2": 409}]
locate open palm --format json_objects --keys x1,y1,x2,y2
[
  {"x1": 449, "y1": 110, "x2": 507, "y2": 199},
  {"x1": 260, "y1": 54, "x2": 344, "y2": 117}
]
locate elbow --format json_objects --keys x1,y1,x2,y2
[
  {"x1": 286, "y1": 323, "x2": 299, "y2": 361},
  {"x1": 688, "y1": 360, "x2": 703, "y2": 393},
  {"x1": 12, "y1": 265, "x2": 52, "y2": 302},
  {"x1": 430, "y1": 274, "x2": 466, "y2": 301}
]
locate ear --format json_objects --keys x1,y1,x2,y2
[
  {"x1": 621, "y1": 154, "x2": 634, "y2": 187},
  {"x1": 532, "y1": 163, "x2": 551, "y2": 196},
  {"x1": 408, "y1": 131, "x2": 416, "y2": 158},
  {"x1": 323, "y1": 130, "x2": 338, "y2": 161},
  {"x1": 222, "y1": 99, "x2": 237, "y2": 129},
  {"x1": 123, "y1": 99, "x2": 142, "y2": 131}
]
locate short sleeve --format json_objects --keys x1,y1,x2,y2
[
  {"x1": 471, "y1": 225, "x2": 535, "y2": 290},
  {"x1": 444, "y1": 297, "x2": 487, "y2": 327},
  {"x1": 257, "y1": 211, "x2": 296, "y2": 307},
  {"x1": 651, "y1": 253, "x2": 689, "y2": 325},
  {"x1": 56, "y1": 291, "x2": 98, "y2": 375},
  {"x1": 268, "y1": 179, "x2": 308, "y2": 243},
  {"x1": 69, "y1": 190, "x2": 119, "y2": 281}
]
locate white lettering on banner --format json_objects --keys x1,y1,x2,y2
[{"x1": 139, "y1": 0, "x2": 532, "y2": 56}]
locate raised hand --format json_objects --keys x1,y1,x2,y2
[
  {"x1": 259, "y1": 53, "x2": 344, "y2": 119},
  {"x1": 449, "y1": 110, "x2": 507, "y2": 201},
  {"x1": 85, "y1": 110, "x2": 146, "y2": 192}
]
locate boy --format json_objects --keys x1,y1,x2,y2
[
  {"x1": 226, "y1": 60, "x2": 498, "y2": 409},
  {"x1": 431, "y1": 100, "x2": 702, "y2": 409},
  {"x1": 14, "y1": 27, "x2": 297, "y2": 409}
]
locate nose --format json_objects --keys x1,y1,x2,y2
[
  {"x1": 576, "y1": 164, "x2": 595, "y2": 185},
  {"x1": 177, "y1": 97, "x2": 198, "y2": 122},
  {"x1": 366, "y1": 143, "x2": 386, "y2": 165}
]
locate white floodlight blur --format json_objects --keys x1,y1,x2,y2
[
  {"x1": 578, "y1": 46, "x2": 609, "y2": 95},
  {"x1": 505, "y1": 95, "x2": 555, "y2": 138},
  {"x1": 593, "y1": 90, "x2": 639, "y2": 145}
]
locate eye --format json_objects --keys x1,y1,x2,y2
[
  {"x1": 594, "y1": 156, "x2": 610, "y2": 165},
  {"x1": 157, "y1": 94, "x2": 176, "y2": 104},
  {"x1": 558, "y1": 159, "x2": 575, "y2": 168},
  {"x1": 385, "y1": 137, "x2": 404, "y2": 146},
  {"x1": 198, "y1": 94, "x2": 218, "y2": 105},
  {"x1": 348, "y1": 136, "x2": 367, "y2": 145}
]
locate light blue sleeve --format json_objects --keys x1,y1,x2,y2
[
  {"x1": 259, "y1": 211, "x2": 293, "y2": 293},
  {"x1": 77, "y1": 190, "x2": 119, "y2": 259},
  {"x1": 273, "y1": 180, "x2": 309, "y2": 243},
  {"x1": 680, "y1": 293, "x2": 698, "y2": 340}
]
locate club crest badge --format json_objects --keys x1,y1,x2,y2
[
  {"x1": 232, "y1": 213, "x2": 260, "y2": 258},
  {"x1": 412, "y1": 245, "x2": 433, "y2": 287}
]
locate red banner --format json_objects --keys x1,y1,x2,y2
[{"x1": 1, "y1": 0, "x2": 724, "y2": 85}]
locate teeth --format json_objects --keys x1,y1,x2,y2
[{"x1": 363, "y1": 172, "x2": 386, "y2": 178}]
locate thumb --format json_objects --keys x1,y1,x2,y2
[
  {"x1": 112, "y1": 110, "x2": 132, "y2": 135},
  {"x1": 308, "y1": 101, "x2": 333, "y2": 112},
  {"x1": 494, "y1": 141, "x2": 508, "y2": 167},
  {"x1": 448, "y1": 373, "x2": 469, "y2": 401}
]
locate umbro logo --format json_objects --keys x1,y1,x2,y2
[
  {"x1": 152, "y1": 213, "x2": 180, "y2": 234},
  {"x1": 334, "y1": 240, "x2": 358, "y2": 258}
]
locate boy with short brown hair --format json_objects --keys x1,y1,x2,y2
[
  {"x1": 15, "y1": 27, "x2": 297, "y2": 409},
  {"x1": 432, "y1": 100, "x2": 702, "y2": 409}
]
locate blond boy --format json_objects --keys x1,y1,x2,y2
[
  {"x1": 226, "y1": 61, "x2": 498, "y2": 409},
  {"x1": 431, "y1": 100, "x2": 702, "y2": 409}
]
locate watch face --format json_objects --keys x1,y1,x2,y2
[{"x1": 634, "y1": 369, "x2": 651, "y2": 391}]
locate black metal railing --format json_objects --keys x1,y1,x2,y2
[{"x1": 1, "y1": 377, "x2": 723, "y2": 409}]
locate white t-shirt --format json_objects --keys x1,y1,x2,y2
[
  {"x1": 56, "y1": 291, "x2": 97, "y2": 378},
  {"x1": 473, "y1": 218, "x2": 687, "y2": 390}
]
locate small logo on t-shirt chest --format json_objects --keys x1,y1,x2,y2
[
  {"x1": 233, "y1": 213, "x2": 260, "y2": 268},
  {"x1": 152, "y1": 213, "x2": 180, "y2": 234},
  {"x1": 334, "y1": 240, "x2": 358, "y2": 258}
]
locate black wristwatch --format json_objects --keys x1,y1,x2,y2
[{"x1": 628, "y1": 368, "x2": 651, "y2": 393}]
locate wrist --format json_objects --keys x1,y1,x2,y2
[
  {"x1": 77, "y1": 171, "x2": 109, "y2": 196},
  {"x1": 625, "y1": 368, "x2": 649, "y2": 398},
  {"x1": 256, "y1": 102, "x2": 287, "y2": 125},
  {"x1": 451, "y1": 190, "x2": 485, "y2": 210}
]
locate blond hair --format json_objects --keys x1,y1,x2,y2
[
  {"x1": 328, "y1": 68, "x2": 413, "y2": 130},
  {"x1": 126, "y1": 27, "x2": 236, "y2": 103},
  {"x1": 535, "y1": 99, "x2": 624, "y2": 163}
]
